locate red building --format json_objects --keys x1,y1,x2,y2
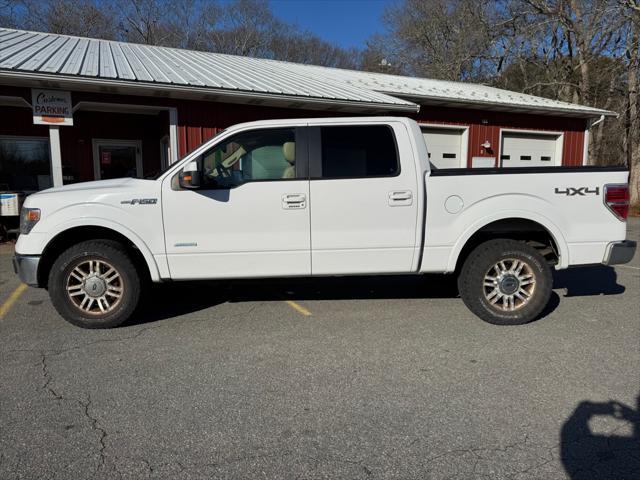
[{"x1": 0, "y1": 28, "x2": 614, "y2": 194}]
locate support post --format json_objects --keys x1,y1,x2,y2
[
  {"x1": 169, "y1": 108, "x2": 179, "y2": 164},
  {"x1": 49, "y1": 126, "x2": 63, "y2": 187}
]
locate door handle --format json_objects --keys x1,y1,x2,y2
[
  {"x1": 282, "y1": 193, "x2": 307, "y2": 209},
  {"x1": 388, "y1": 190, "x2": 413, "y2": 206}
]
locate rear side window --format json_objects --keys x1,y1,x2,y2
[{"x1": 318, "y1": 126, "x2": 399, "y2": 178}]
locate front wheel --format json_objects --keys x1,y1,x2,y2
[
  {"x1": 458, "y1": 239, "x2": 552, "y2": 325},
  {"x1": 48, "y1": 240, "x2": 141, "y2": 329}
]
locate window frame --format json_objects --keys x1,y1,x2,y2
[
  {"x1": 308, "y1": 124, "x2": 401, "y2": 180},
  {"x1": 174, "y1": 126, "x2": 308, "y2": 190}
]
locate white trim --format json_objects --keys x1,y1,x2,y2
[
  {"x1": 159, "y1": 135, "x2": 170, "y2": 170},
  {"x1": 418, "y1": 123, "x2": 469, "y2": 168},
  {"x1": 92, "y1": 139, "x2": 143, "y2": 180},
  {"x1": 583, "y1": 127, "x2": 590, "y2": 166},
  {"x1": 169, "y1": 108, "x2": 179, "y2": 164},
  {"x1": 498, "y1": 128, "x2": 564, "y2": 167},
  {"x1": 582, "y1": 115, "x2": 604, "y2": 166},
  {"x1": 49, "y1": 126, "x2": 63, "y2": 187},
  {"x1": 73, "y1": 101, "x2": 165, "y2": 114}
]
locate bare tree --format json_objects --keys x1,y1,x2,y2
[
  {"x1": 20, "y1": 0, "x2": 118, "y2": 39},
  {"x1": 200, "y1": 0, "x2": 278, "y2": 57},
  {"x1": 0, "y1": 0, "x2": 20, "y2": 27},
  {"x1": 379, "y1": 0, "x2": 515, "y2": 81},
  {"x1": 621, "y1": 0, "x2": 639, "y2": 205}
]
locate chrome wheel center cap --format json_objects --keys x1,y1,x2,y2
[
  {"x1": 84, "y1": 275, "x2": 107, "y2": 298},
  {"x1": 499, "y1": 275, "x2": 520, "y2": 295}
]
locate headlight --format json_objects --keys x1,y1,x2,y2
[{"x1": 20, "y1": 208, "x2": 41, "y2": 234}]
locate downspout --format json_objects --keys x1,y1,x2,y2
[
  {"x1": 591, "y1": 114, "x2": 606, "y2": 128},
  {"x1": 583, "y1": 115, "x2": 605, "y2": 166}
]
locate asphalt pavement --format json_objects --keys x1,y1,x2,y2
[{"x1": 1, "y1": 219, "x2": 638, "y2": 479}]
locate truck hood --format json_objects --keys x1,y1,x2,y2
[
  {"x1": 23, "y1": 177, "x2": 161, "y2": 212},
  {"x1": 36, "y1": 177, "x2": 154, "y2": 195}
]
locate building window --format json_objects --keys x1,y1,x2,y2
[{"x1": 0, "y1": 136, "x2": 51, "y2": 192}]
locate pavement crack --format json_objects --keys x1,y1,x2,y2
[
  {"x1": 38, "y1": 352, "x2": 112, "y2": 477},
  {"x1": 79, "y1": 394, "x2": 108, "y2": 477},
  {"x1": 40, "y1": 353, "x2": 63, "y2": 401},
  {"x1": 8, "y1": 324, "x2": 162, "y2": 358}
]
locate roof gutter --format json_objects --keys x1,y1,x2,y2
[
  {"x1": 390, "y1": 92, "x2": 615, "y2": 118},
  {"x1": 0, "y1": 70, "x2": 420, "y2": 113}
]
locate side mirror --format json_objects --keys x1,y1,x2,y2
[{"x1": 179, "y1": 161, "x2": 202, "y2": 189}]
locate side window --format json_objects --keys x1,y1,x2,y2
[
  {"x1": 200, "y1": 128, "x2": 296, "y2": 188},
  {"x1": 318, "y1": 125, "x2": 399, "y2": 179}
]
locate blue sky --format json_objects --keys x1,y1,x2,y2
[{"x1": 269, "y1": 0, "x2": 392, "y2": 49}]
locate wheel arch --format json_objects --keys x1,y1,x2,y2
[
  {"x1": 38, "y1": 223, "x2": 161, "y2": 287},
  {"x1": 450, "y1": 214, "x2": 569, "y2": 273}
]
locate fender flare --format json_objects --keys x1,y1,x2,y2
[
  {"x1": 447, "y1": 210, "x2": 570, "y2": 272},
  {"x1": 44, "y1": 217, "x2": 162, "y2": 281}
]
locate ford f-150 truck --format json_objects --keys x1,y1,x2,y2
[{"x1": 12, "y1": 117, "x2": 636, "y2": 328}]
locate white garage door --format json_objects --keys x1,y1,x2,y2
[
  {"x1": 501, "y1": 132, "x2": 560, "y2": 167},
  {"x1": 422, "y1": 128, "x2": 465, "y2": 169}
]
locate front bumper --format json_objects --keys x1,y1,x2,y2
[
  {"x1": 12, "y1": 255, "x2": 41, "y2": 286},
  {"x1": 603, "y1": 240, "x2": 637, "y2": 266}
]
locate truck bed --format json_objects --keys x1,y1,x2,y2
[{"x1": 422, "y1": 165, "x2": 630, "y2": 272}]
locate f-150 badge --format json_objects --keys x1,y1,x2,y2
[
  {"x1": 554, "y1": 187, "x2": 599, "y2": 196},
  {"x1": 120, "y1": 198, "x2": 158, "y2": 205}
]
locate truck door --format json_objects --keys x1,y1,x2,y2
[
  {"x1": 161, "y1": 127, "x2": 311, "y2": 279},
  {"x1": 308, "y1": 122, "x2": 419, "y2": 275}
]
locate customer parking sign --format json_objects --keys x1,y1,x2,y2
[{"x1": 31, "y1": 89, "x2": 73, "y2": 126}]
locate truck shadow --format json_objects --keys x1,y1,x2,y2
[
  {"x1": 128, "y1": 265, "x2": 624, "y2": 326},
  {"x1": 553, "y1": 265, "x2": 625, "y2": 296},
  {"x1": 560, "y1": 393, "x2": 640, "y2": 479},
  {"x1": 130, "y1": 274, "x2": 459, "y2": 326}
]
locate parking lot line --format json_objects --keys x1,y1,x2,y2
[
  {"x1": 618, "y1": 264, "x2": 639, "y2": 270},
  {"x1": 0, "y1": 283, "x2": 28, "y2": 320},
  {"x1": 285, "y1": 300, "x2": 312, "y2": 316}
]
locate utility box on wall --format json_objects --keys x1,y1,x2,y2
[{"x1": 0, "y1": 192, "x2": 23, "y2": 216}]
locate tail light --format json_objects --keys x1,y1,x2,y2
[{"x1": 604, "y1": 184, "x2": 629, "y2": 221}]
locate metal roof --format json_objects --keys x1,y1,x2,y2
[
  {"x1": 0, "y1": 28, "x2": 614, "y2": 118},
  {"x1": 0, "y1": 28, "x2": 417, "y2": 111},
  {"x1": 279, "y1": 63, "x2": 615, "y2": 118}
]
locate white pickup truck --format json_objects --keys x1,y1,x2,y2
[{"x1": 13, "y1": 117, "x2": 636, "y2": 328}]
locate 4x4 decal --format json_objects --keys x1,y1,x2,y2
[{"x1": 554, "y1": 187, "x2": 599, "y2": 196}]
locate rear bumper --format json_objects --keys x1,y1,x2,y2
[
  {"x1": 12, "y1": 255, "x2": 40, "y2": 286},
  {"x1": 603, "y1": 240, "x2": 636, "y2": 266}
]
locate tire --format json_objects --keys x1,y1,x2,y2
[
  {"x1": 457, "y1": 239, "x2": 552, "y2": 325},
  {"x1": 48, "y1": 240, "x2": 141, "y2": 329}
]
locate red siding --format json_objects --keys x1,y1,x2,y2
[
  {"x1": 0, "y1": 85, "x2": 589, "y2": 173},
  {"x1": 176, "y1": 100, "x2": 588, "y2": 166},
  {"x1": 174, "y1": 100, "x2": 336, "y2": 157}
]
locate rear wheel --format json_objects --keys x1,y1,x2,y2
[
  {"x1": 458, "y1": 239, "x2": 552, "y2": 325},
  {"x1": 48, "y1": 240, "x2": 141, "y2": 329}
]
